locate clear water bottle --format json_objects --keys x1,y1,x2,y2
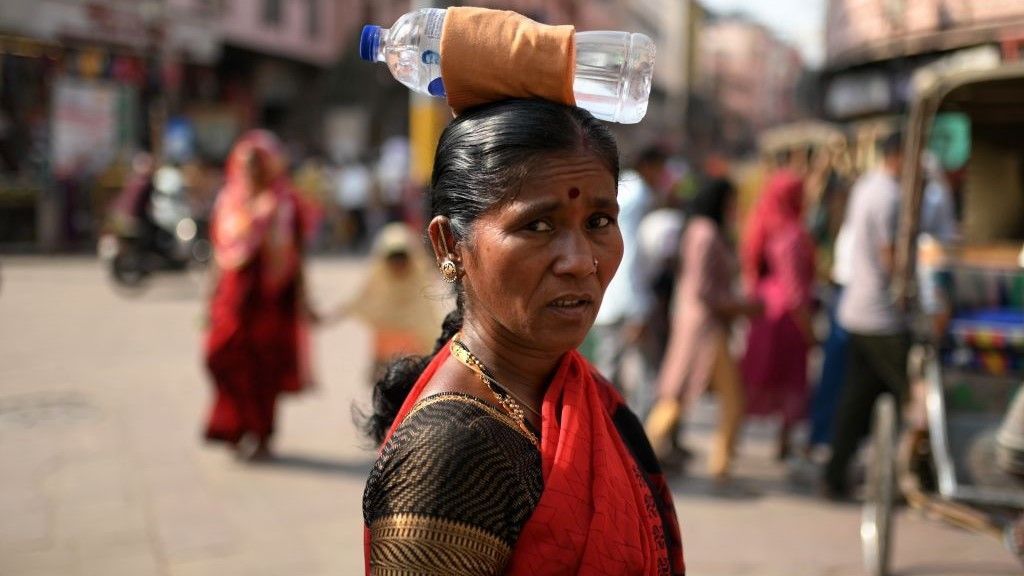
[
  {"x1": 573, "y1": 30, "x2": 656, "y2": 124},
  {"x1": 360, "y1": 8, "x2": 447, "y2": 97},
  {"x1": 359, "y1": 9, "x2": 656, "y2": 124}
]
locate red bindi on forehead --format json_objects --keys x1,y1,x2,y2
[{"x1": 568, "y1": 187, "x2": 581, "y2": 199}]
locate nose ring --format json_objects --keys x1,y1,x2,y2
[{"x1": 593, "y1": 258, "x2": 598, "y2": 271}]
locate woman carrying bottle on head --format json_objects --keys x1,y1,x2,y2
[
  {"x1": 203, "y1": 130, "x2": 318, "y2": 461},
  {"x1": 361, "y1": 99, "x2": 684, "y2": 575}
]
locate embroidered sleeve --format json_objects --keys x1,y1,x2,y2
[
  {"x1": 364, "y1": 395, "x2": 543, "y2": 576},
  {"x1": 369, "y1": 514, "x2": 511, "y2": 575}
]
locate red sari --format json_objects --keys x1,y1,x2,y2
[
  {"x1": 203, "y1": 131, "x2": 313, "y2": 444},
  {"x1": 740, "y1": 170, "x2": 816, "y2": 425},
  {"x1": 366, "y1": 345, "x2": 686, "y2": 575}
]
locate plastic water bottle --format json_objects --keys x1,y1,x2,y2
[
  {"x1": 359, "y1": 8, "x2": 656, "y2": 124},
  {"x1": 572, "y1": 30, "x2": 656, "y2": 124},
  {"x1": 360, "y1": 8, "x2": 447, "y2": 97}
]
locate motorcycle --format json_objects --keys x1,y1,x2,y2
[{"x1": 98, "y1": 165, "x2": 211, "y2": 290}]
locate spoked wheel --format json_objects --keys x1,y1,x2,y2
[{"x1": 862, "y1": 393, "x2": 898, "y2": 576}]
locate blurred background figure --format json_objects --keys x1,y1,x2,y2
[
  {"x1": 375, "y1": 136, "x2": 412, "y2": 224},
  {"x1": 292, "y1": 155, "x2": 331, "y2": 249},
  {"x1": 824, "y1": 131, "x2": 909, "y2": 499},
  {"x1": 331, "y1": 222, "x2": 441, "y2": 381},
  {"x1": 807, "y1": 221, "x2": 852, "y2": 459},
  {"x1": 590, "y1": 145, "x2": 670, "y2": 411},
  {"x1": 635, "y1": 202, "x2": 687, "y2": 417},
  {"x1": 99, "y1": 152, "x2": 214, "y2": 287},
  {"x1": 646, "y1": 178, "x2": 762, "y2": 482},
  {"x1": 740, "y1": 169, "x2": 816, "y2": 461},
  {"x1": 108, "y1": 151, "x2": 156, "y2": 242},
  {"x1": 919, "y1": 150, "x2": 959, "y2": 246},
  {"x1": 908, "y1": 150, "x2": 961, "y2": 432},
  {"x1": 203, "y1": 130, "x2": 319, "y2": 462},
  {"x1": 333, "y1": 157, "x2": 374, "y2": 253}
]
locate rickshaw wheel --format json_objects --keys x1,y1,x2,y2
[{"x1": 862, "y1": 393, "x2": 898, "y2": 576}]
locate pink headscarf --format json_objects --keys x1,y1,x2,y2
[
  {"x1": 212, "y1": 130, "x2": 301, "y2": 293},
  {"x1": 741, "y1": 169, "x2": 805, "y2": 289}
]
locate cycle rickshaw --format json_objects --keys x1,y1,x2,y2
[{"x1": 861, "y1": 62, "x2": 1024, "y2": 576}]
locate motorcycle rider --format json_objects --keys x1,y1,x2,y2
[{"x1": 111, "y1": 152, "x2": 159, "y2": 250}]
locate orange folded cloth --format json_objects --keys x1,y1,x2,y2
[{"x1": 440, "y1": 7, "x2": 576, "y2": 114}]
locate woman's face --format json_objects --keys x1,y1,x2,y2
[
  {"x1": 238, "y1": 144, "x2": 285, "y2": 195},
  {"x1": 459, "y1": 151, "x2": 623, "y2": 352},
  {"x1": 241, "y1": 148, "x2": 271, "y2": 192}
]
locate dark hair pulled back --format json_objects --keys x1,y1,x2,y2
[
  {"x1": 688, "y1": 177, "x2": 736, "y2": 229},
  {"x1": 362, "y1": 99, "x2": 619, "y2": 444}
]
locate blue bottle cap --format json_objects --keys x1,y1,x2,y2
[
  {"x1": 427, "y1": 77, "x2": 446, "y2": 97},
  {"x1": 359, "y1": 25, "x2": 381, "y2": 62}
]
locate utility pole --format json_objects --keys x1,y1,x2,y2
[{"x1": 408, "y1": 0, "x2": 448, "y2": 187}]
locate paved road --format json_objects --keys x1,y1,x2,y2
[{"x1": 0, "y1": 257, "x2": 1017, "y2": 576}]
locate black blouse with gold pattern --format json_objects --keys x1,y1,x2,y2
[{"x1": 363, "y1": 393, "x2": 543, "y2": 576}]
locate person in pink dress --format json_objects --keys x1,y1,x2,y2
[
  {"x1": 645, "y1": 178, "x2": 762, "y2": 482},
  {"x1": 740, "y1": 169, "x2": 817, "y2": 461}
]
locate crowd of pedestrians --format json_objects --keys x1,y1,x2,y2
[{"x1": 594, "y1": 132, "x2": 923, "y2": 498}]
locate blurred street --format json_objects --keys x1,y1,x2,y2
[{"x1": 0, "y1": 256, "x2": 1016, "y2": 576}]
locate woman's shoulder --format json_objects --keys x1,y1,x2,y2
[
  {"x1": 364, "y1": 392, "x2": 542, "y2": 536},
  {"x1": 406, "y1": 392, "x2": 534, "y2": 436},
  {"x1": 373, "y1": 391, "x2": 540, "y2": 458},
  {"x1": 364, "y1": 393, "x2": 543, "y2": 574}
]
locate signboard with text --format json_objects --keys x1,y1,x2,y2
[{"x1": 51, "y1": 77, "x2": 119, "y2": 175}]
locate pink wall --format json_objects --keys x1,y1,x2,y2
[
  {"x1": 826, "y1": 0, "x2": 1024, "y2": 65},
  {"x1": 700, "y1": 19, "x2": 804, "y2": 134},
  {"x1": 209, "y1": 0, "x2": 655, "y2": 68},
  {"x1": 220, "y1": 0, "x2": 345, "y2": 65}
]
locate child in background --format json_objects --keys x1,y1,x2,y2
[{"x1": 333, "y1": 223, "x2": 444, "y2": 379}]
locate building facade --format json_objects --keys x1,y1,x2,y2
[
  {"x1": 696, "y1": 16, "x2": 805, "y2": 154},
  {"x1": 219, "y1": 0, "x2": 347, "y2": 65},
  {"x1": 827, "y1": 0, "x2": 1024, "y2": 68},
  {"x1": 823, "y1": 0, "x2": 1024, "y2": 120},
  {"x1": 0, "y1": 0, "x2": 222, "y2": 249},
  {"x1": 0, "y1": 0, "x2": 708, "y2": 249}
]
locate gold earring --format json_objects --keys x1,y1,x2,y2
[
  {"x1": 440, "y1": 258, "x2": 459, "y2": 283},
  {"x1": 437, "y1": 225, "x2": 459, "y2": 283}
]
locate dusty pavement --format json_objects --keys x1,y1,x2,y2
[{"x1": 0, "y1": 256, "x2": 1016, "y2": 575}]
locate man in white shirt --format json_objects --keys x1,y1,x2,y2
[{"x1": 824, "y1": 131, "x2": 911, "y2": 498}]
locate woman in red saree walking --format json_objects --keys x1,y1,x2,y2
[
  {"x1": 740, "y1": 170, "x2": 816, "y2": 460},
  {"x1": 203, "y1": 130, "x2": 316, "y2": 461}
]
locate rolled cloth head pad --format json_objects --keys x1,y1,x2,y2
[{"x1": 440, "y1": 7, "x2": 576, "y2": 114}]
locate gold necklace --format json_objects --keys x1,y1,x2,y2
[
  {"x1": 449, "y1": 336, "x2": 542, "y2": 418},
  {"x1": 450, "y1": 336, "x2": 540, "y2": 445}
]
